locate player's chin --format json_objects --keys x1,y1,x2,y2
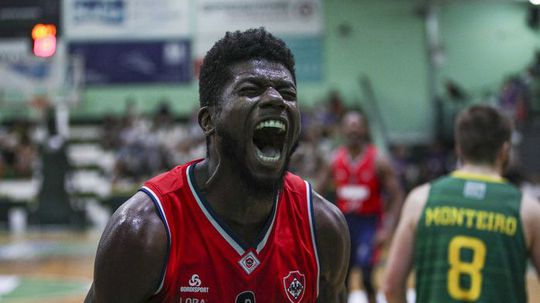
[
  {"x1": 246, "y1": 145, "x2": 289, "y2": 188},
  {"x1": 247, "y1": 141, "x2": 287, "y2": 175}
]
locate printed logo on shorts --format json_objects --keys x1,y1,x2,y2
[{"x1": 283, "y1": 270, "x2": 305, "y2": 303}]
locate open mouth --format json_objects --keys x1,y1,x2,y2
[{"x1": 252, "y1": 119, "x2": 287, "y2": 163}]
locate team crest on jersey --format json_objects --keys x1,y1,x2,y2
[
  {"x1": 282, "y1": 271, "x2": 305, "y2": 303},
  {"x1": 238, "y1": 251, "x2": 260, "y2": 275}
]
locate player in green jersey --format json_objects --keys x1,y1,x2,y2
[{"x1": 383, "y1": 105, "x2": 540, "y2": 303}]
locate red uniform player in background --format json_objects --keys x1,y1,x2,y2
[{"x1": 319, "y1": 111, "x2": 403, "y2": 303}]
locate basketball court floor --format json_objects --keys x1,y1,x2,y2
[{"x1": 0, "y1": 230, "x2": 538, "y2": 302}]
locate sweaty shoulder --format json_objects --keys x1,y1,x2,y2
[
  {"x1": 88, "y1": 191, "x2": 167, "y2": 302},
  {"x1": 521, "y1": 192, "x2": 540, "y2": 278},
  {"x1": 403, "y1": 183, "x2": 431, "y2": 230},
  {"x1": 312, "y1": 191, "x2": 350, "y2": 299},
  {"x1": 520, "y1": 192, "x2": 540, "y2": 249}
]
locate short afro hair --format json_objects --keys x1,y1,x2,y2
[{"x1": 199, "y1": 28, "x2": 296, "y2": 109}]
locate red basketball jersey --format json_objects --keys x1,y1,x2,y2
[
  {"x1": 140, "y1": 160, "x2": 320, "y2": 303},
  {"x1": 331, "y1": 145, "x2": 383, "y2": 216}
]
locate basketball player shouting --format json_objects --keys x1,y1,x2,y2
[{"x1": 85, "y1": 28, "x2": 350, "y2": 303}]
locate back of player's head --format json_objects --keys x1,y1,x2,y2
[
  {"x1": 199, "y1": 27, "x2": 296, "y2": 109},
  {"x1": 455, "y1": 105, "x2": 512, "y2": 165}
]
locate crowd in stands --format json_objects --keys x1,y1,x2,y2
[
  {"x1": 2, "y1": 52, "x2": 540, "y2": 196},
  {"x1": 98, "y1": 94, "x2": 458, "y2": 194},
  {"x1": 99, "y1": 102, "x2": 205, "y2": 189},
  {"x1": 498, "y1": 51, "x2": 540, "y2": 130}
]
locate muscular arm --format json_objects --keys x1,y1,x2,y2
[
  {"x1": 312, "y1": 191, "x2": 350, "y2": 302},
  {"x1": 85, "y1": 191, "x2": 167, "y2": 303},
  {"x1": 521, "y1": 193, "x2": 540, "y2": 278},
  {"x1": 383, "y1": 184, "x2": 429, "y2": 303}
]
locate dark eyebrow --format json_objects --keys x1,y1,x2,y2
[{"x1": 234, "y1": 76, "x2": 296, "y2": 89}]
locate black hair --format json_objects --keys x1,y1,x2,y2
[{"x1": 199, "y1": 27, "x2": 296, "y2": 109}]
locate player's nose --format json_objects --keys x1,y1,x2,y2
[{"x1": 259, "y1": 87, "x2": 286, "y2": 109}]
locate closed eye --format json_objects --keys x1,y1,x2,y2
[
  {"x1": 279, "y1": 89, "x2": 297, "y2": 101},
  {"x1": 239, "y1": 86, "x2": 261, "y2": 97}
]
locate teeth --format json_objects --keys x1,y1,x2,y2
[
  {"x1": 255, "y1": 120, "x2": 286, "y2": 133},
  {"x1": 256, "y1": 149, "x2": 281, "y2": 162}
]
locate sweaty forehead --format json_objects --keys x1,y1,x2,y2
[{"x1": 228, "y1": 59, "x2": 295, "y2": 85}]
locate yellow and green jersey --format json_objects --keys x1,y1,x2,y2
[{"x1": 415, "y1": 171, "x2": 527, "y2": 303}]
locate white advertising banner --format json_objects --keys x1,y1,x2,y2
[
  {"x1": 63, "y1": 0, "x2": 190, "y2": 40},
  {"x1": 0, "y1": 51, "x2": 66, "y2": 104},
  {"x1": 195, "y1": 0, "x2": 323, "y2": 58},
  {"x1": 197, "y1": 0, "x2": 322, "y2": 35}
]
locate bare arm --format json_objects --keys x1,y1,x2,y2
[
  {"x1": 312, "y1": 191, "x2": 350, "y2": 302},
  {"x1": 376, "y1": 155, "x2": 405, "y2": 243},
  {"x1": 521, "y1": 193, "x2": 540, "y2": 278},
  {"x1": 85, "y1": 191, "x2": 167, "y2": 303},
  {"x1": 383, "y1": 183, "x2": 429, "y2": 303}
]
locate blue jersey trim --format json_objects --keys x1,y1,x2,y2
[
  {"x1": 139, "y1": 187, "x2": 171, "y2": 295},
  {"x1": 306, "y1": 181, "x2": 321, "y2": 297}
]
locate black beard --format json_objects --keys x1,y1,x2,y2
[{"x1": 217, "y1": 128, "x2": 293, "y2": 194}]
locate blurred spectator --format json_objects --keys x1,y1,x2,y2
[
  {"x1": 101, "y1": 114, "x2": 121, "y2": 150},
  {"x1": 498, "y1": 74, "x2": 530, "y2": 129},
  {"x1": 0, "y1": 120, "x2": 37, "y2": 179},
  {"x1": 13, "y1": 132, "x2": 36, "y2": 177},
  {"x1": 289, "y1": 122, "x2": 326, "y2": 185},
  {"x1": 445, "y1": 79, "x2": 469, "y2": 103},
  {"x1": 312, "y1": 90, "x2": 347, "y2": 142},
  {"x1": 389, "y1": 144, "x2": 416, "y2": 192},
  {"x1": 170, "y1": 108, "x2": 205, "y2": 165},
  {"x1": 417, "y1": 140, "x2": 453, "y2": 184},
  {"x1": 114, "y1": 107, "x2": 152, "y2": 182},
  {"x1": 110, "y1": 102, "x2": 205, "y2": 187}
]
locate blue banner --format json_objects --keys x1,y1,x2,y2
[
  {"x1": 68, "y1": 40, "x2": 192, "y2": 85},
  {"x1": 281, "y1": 36, "x2": 323, "y2": 82}
]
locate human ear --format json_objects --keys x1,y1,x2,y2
[
  {"x1": 198, "y1": 106, "x2": 215, "y2": 136},
  {"x1": 498, "y1": 141, "x2": 511, "y2": 166}
]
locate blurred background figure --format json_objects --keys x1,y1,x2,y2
[
  {"x1": 289, "y1": 112, "x2": 326, "y2": 185},
  {"x1": 318, "y1": 111, "x2": 404, "y2": 303}
]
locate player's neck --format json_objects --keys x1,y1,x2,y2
[
  {"x1": 193, "y1": 158, "x2": 278, "y2": 246},
  {"x1": 347, "y1": 143, "x2": 366, "y2": 159},
  {"x1": 456, "y1": 163, "x2": 502, "y2": 178},
  {"x1": 194, "y1": 159, "x2": 277, "y2": 225}
]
